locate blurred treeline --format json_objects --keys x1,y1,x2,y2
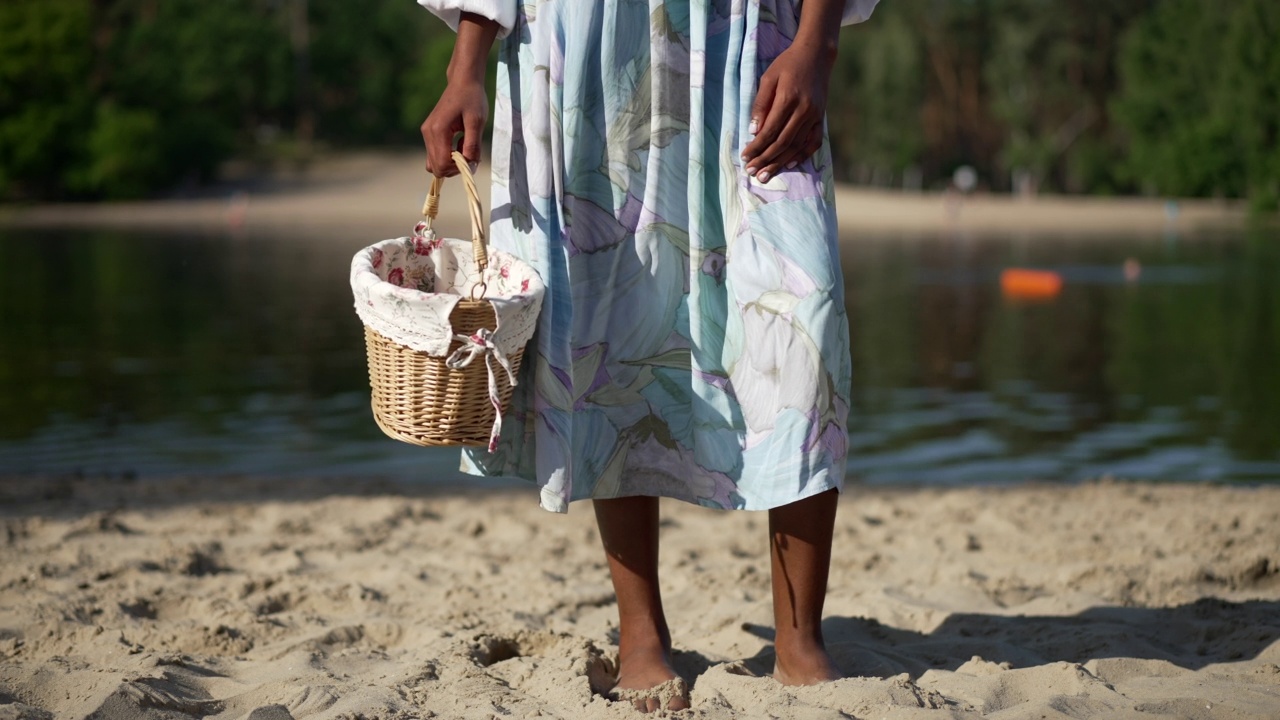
[
  {"x1": 0, "y1": 0, "x2": 450, "y2": 200},
  {"x1": 831, "y1": 0, "x2": 1279, "y2": 207},
  {"x1": 1, "y1": 0, "x2": 1277, "y2": 206}
]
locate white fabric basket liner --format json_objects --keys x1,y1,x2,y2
[{"x1": 351, "y1": 226, "x2": 544, "y2": 359}]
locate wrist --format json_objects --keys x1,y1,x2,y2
[
  {"x1": 448, "y1": 11, "x2": 499, "y2": 84},
  {"x1": 793, "y1": 0, "x2": 842, "y2": 69},
  {"x1": 790, "y1": 31, "x2": 839, "y2": 71},
  {"x1": 446, "y1": 59, "x2": 487, "y2": 85}
]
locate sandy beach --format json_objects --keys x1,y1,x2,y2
[
  {"x1": 0, "y1": 151, "x2": 1252, "y2": 239},
  {"x1": 1, "y1": 475, "x2": 1277, "y2": 719},
  {"x1": 2, "y1": 151, "x2": 1277, "y2": 718}
]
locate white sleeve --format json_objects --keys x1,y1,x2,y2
[
  {"x1": 842, "y1": 0, "x2": 880, "y2": 25},
  {"x1": 415, "y1": 0, "x2": 516, "y2": 40}
]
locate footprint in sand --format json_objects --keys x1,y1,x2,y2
[{"x1": 284, "y1": 685, "x2": 339, "y2": 716}]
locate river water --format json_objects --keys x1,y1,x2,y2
[{"x1": 2, "y1": 226, "x2": 1277, "y2": 485}]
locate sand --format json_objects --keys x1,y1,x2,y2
[
  {"x1": 1, "y1": 152, "x2": 1276, "y2": 718},
  {"x1": 1, "y1": 475, "x2": 1278, "y2": 719},
  {"x1": 0, "y1": 151, "x2": 1252, "y2": 238}
]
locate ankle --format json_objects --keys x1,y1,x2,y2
[
  {"x1": 618, "y1": 632, "x2": 671, "y2": 661},
  {"x1": 774, "y1": 627, "x2": 825, "y2": 654},
  {"x1": 772, "y1": 634, "x2": 842, "y2": 685},
  {"x1": 617, "y1": 620, "x2": 672, "y2": 657}
]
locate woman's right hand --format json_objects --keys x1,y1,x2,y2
[
  {"x1": 421, "y1": 79, "x2": 488, "y2": 177},
  {"x1": 420, "y1": 12, "x2": 501, "y2": 178}
]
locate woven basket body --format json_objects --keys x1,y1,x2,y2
[
  {"x1": 365, "y1": 300, "x2": 524, "y2": 447},
  {"x1": 353, "y1": 151, "x2": 543, "y2": 449}
]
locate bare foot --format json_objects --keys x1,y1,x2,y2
[
  {"x1": 607, "y1": 644, "x2": 692, "y2": 713},
  {"x1": 773, "y1": 638, "x2": 844, "y2": 686}
]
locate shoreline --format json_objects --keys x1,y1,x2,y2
[{"x1": 0, "y1": 150, "x2": 1253, "y2": 239}]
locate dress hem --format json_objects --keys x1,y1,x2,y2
[{"x1": 458, "y1": 454, "x2": 845, "y2": 514}]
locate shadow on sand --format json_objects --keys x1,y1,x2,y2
[
  {"x1": 0, "y1": 473, "x2": 523, "y2": 521},
  {"x1": 730, "y1": 599, "x2": 1280, "y2": 680}
]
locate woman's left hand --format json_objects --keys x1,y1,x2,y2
[{"x1": 740, "y1": 40, "x2": 836, "y2": 183}]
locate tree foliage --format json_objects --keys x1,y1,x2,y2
[
  {"x1": 1113, "y1": 0, "x2": 1279, "y2": 208},
  {"x1": 0, "y1": 0, "x2": 94, "y2": 198},
  {"x1": 0, "y1": 0, "x2": 1275, "y2": 203},
  {"x1": 0, "y1": 0, "x2": 455, "y2": 200},
  {"x1": 1112, "y1": 0, "x2": 1242, "y2": 199},
  {"x1": 826, "y1": 0, "x2": 1275, "y2": 204}
]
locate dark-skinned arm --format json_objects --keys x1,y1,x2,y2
[
  {"x1": 740, "y1": 0, "x2": 846, "y2": 183},
  {"x1": 420, "y1": 12, "x2": 500, "y2": 177}
]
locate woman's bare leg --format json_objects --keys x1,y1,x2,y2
[
  {"x1": 593, "y1": 495, "x2": 691, "y2": 712},
  {"x1": 768, "y1": 488, "x2": 843, "y2": 685}
]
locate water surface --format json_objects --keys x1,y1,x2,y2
[{"x1": 1, "y1": 226, "x2": 1277, "y2": 485}]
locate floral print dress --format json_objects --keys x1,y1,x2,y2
[{"x1": 417, "y1": 0, "x2": 879, "y2": 513}]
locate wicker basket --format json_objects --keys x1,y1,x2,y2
[
  {"x1": 364, "y1": 306, "x2": 521, "y2": 447},
  {"x1": 353, "y1": 151, "x2": 542, "y2": 449}
]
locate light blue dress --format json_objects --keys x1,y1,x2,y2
[{"x1": 418, "y1": 0, "x2": 878, "y2": 513}]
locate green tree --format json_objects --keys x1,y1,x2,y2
[
  {"x1": 0, "y1": 1, "x2": 93, "y2": 199},
  {"x1": 2, "y1": 0, "x2": 1275, "y2": 203},
  {"x1": 74, "y1": 103, "x2": 167, "y2": 199},
  {"x1": 1113, "y1": 0, "x2": 1242, "y2": 198},
  {"x1": 0, "y1": 0, "x2": 296, "y2": 199},
  {"x1": 1114, "y1": 0, "x2": 1279, "y2": 206},
  {"x1": 830, "y1": 6, "x2": 924, "y2": 186},
  {"x1": 1222, "y1": 1, "x2": 1280, "y2": 209},
  {"x1": 309, "y1": 1, "x2": 433, "y2": 144},
  {"x1": 90, "y1": 0, "x2": 293, "y2": 191}
]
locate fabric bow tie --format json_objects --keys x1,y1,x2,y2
[{"x1": 445, "y1": 327, "x2": 518, "y2": 452}]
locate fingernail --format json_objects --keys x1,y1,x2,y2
[
  {"x1": 786, "y1": 160, "x2": 798, "y2": 170},
  {"x1": 745, "y1": 166, "x2": 757, "y2": 176},
  {"x1": 758, "y1": 170, "x2": 771, "y2": 183},
  {"x1": 748, "y1": 118, "x2": 759, "y2": 135}
]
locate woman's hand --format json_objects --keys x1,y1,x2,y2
[
  {"x1": 741, "y1": 0, "x2": 844, "y2": 183},
  {"x1": 740, "y1": 40, "x2": 836, "y2": 183},
  {"x1": 420, "y1": 12, "x2": 500, "y2": 177},
  {"x1": 421, "y1": 79, "x2": 488, "y2": 177}
]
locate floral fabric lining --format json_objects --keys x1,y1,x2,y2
[{"x1": 351, "y1": 221, "x2": 543, "y2": 361}]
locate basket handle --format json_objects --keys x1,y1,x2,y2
[{"x1": 422, "y1": 151, "x2": 488, "y2": 272}]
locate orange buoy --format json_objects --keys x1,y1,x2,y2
[{"x1": 1000, "y1": 268, "x2": 1063, "y2": 301}]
